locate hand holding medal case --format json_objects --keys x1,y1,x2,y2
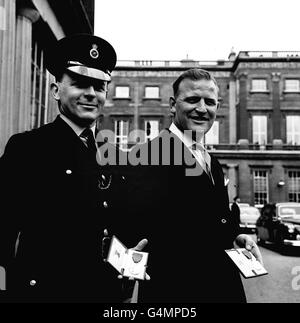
[
  {"x1": 225, "y1": 248, "x2": 268, "y2": 278},
  {"x1": 107, "y1": 236, "x2": 148, "y2": 280}
]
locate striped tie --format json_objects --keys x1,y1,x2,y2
[
  {"x1": 80, "y1": 128, "x2": 97, "y2": 154},
  {"x1": 192, "y1": 143, "x2": 215, "y2": 185}
]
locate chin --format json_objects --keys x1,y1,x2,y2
[
  {"x1": 75, "y1": 115, "x2": 97, "y2": 126},
  {"x1": 80, "y1": 112, "x2": 99, "y2": 121}
]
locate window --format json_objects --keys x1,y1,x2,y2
[
  {"x1": 31, "y1": 40, "x2": 50, "y2": 128},
  {"x1": 114, "y1": 120, "x2": 129, "y2": 150},
  {"x1": 145, "y1": 86, "x2": 159, "y2": 98},
  {"x1": 288, "y1": 171, "x2": 300, "y2": 202},
  {"x1": 145, "y1": 120, "x2": 159, "y2": 142},
  {"x1": 205, "y1": 121, "x2": 219, "y2": 145},
  {"x1": 285, "y1": 79, "x2": 300, "y2": 92},
  {"x1": 115, "y1": 86, "x2": 130, "y2": 98},
  {"x1": 286, "y1": 116, "x2": 300, "y2": 145},
  {"x1": 252, "y1": 115, "x2": 267, "y2": 145},
  {"x1": 251, "y1": 79, "x2": 267, "y2": 92},
  {"x1": 253, "y1": 170, "x2": 269, "y2": 206}
]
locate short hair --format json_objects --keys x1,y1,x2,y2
[{"x1": 172, "y1": 68, "x2": 219, "y2": 97}]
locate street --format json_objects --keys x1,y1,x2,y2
[{"x1": 242, "y1": 238, "x2": 300, "y2": 303}]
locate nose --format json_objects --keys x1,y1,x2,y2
[
  {"x1": 84, "y1": 85, "x2": 96, "y2": 98},
  {"x1": 195, "y1": 98, "x2": 207, "y2": 112}
]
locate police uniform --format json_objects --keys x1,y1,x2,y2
[{"x1": 0, "y1": 34, "x2": 126, "y2": 302}]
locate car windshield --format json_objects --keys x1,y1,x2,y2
[{"x1": 278, "y1": 205, "x2": 300, "y2": 219}]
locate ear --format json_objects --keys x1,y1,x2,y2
[
  {"x1": 50, "y1": 82, "x2": 60, "y2": 101},
  {"x1": 169, "y1": 97, "x2": 176, "y2": 115}
]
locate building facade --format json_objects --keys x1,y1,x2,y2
[
  {"x1": 0, "y1": 2, "x2": 299, "y2": 207},
  {"x1": 0, "y1": 0, "x2": 94, "y2": 154},
  {"x1": 103, "y1": 52, "x2": 300, "y2": 207}
]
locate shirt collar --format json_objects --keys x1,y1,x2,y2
[
  {"x1": 59, "y1": 114, "x2": 96, "y2": 138},
  {"x1": 169, "y1": 123, "x2": 204, "y2": 150}
]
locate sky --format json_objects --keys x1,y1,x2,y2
[{"x1": 95, "y1": 0, "x2": 300, "y2": 62}]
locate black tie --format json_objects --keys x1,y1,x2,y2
[{"x1": 80, "y1": 128, "x2": 97, "y2": 154}]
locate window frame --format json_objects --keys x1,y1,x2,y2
[
  {"x1": 253, "y1": 169, "x2": 269, "y2": 207},
  {"x1": 114, "y1": 119, "x2": 129, "y2": 150},
  {"x1": 286, "y1": 115, "x2": 300, "y2": 145},
  {"x1": 144, "y1": 86, "x2": 160, "y2": 99},
  {"x1": 115, "y1": 85, "x2": 130, "y2": 99},
  {"x1": 251, "y1": 79, "x2": 268, "y2": 92},
  {"x1": 284, "y1": 79, "x2": 300, "y2": 93},
  {"x1": 288, "y1": 170, "x2": 300, "y2": 202},
  {"x1": 252, "y1": 115, "x2": 268, "y2": 145}
]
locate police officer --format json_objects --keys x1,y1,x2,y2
[{"x1": 0, "y1": 34, "x2": 131, "y2": 302}]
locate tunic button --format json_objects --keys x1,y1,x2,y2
[
  {"x1": 221, "y1": 218, "x2": 227, "y2": 224},
  {"x1": 30, "y1": 280, "x2": 36, "y2": 286},
  {"x1": 103, "y1": 201, "x2": 108, "y2": 208},
  {"x1": 66, "y1": 169, "x2": 72, "y2": 175}
]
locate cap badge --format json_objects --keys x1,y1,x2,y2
[{"x1": 90, "y1": 44, "x2": 99, "y2": 59}]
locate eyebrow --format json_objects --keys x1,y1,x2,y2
[{"x1": 186, "y1": 96, "x2": 217, "y2": 102}]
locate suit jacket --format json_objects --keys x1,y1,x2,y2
[
  {"x1": 0, "y1": 116, "x2": 126, "y2": 302},
  {"x1": 120, "y1": 130, "x2": 246, "y2": 303},
  {"x1": 231, "y1": 202, "x2": 241, "y2": 227}
]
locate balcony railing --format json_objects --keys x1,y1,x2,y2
[
  {"x1": 238, "y1": 51, "x2": 300, "y2": 59},
  {"x1": 116, "y1": 59, "x2": 233, "y2": 68},
  {"x1": 116, "y1": 142, "x2": 300, "y2": 153},
  {"x1": 116, "y1": 51, "x2": 300, "y2": 69},
  {"x1": 205, "y1": 143, "x2": 300, "y2": 151}
]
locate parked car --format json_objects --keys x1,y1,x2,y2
[
  {"x1": 256, "y1": 202, "x2": 300, "y2": 247},
  {"x1": 239, "y1": 205, "x2": 260, "y2": 233}
]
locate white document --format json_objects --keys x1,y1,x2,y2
[
  {"x1": 107, "y1": 236, "x2": 148, "y2": 280},
  {"x1": 225, "y1": 248, "x2": 268, "y2": 278}
]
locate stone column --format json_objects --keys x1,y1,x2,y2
[
  {"x1": 229, "y1": 75, "x2": 237, "y2": 144},
  {"x1": 227, "y1": 163, "x2": 238, "y2": 202},
  {"x1": 132, "y1": 81, "x2": 140, "y2": 142},
  {"x1": 237, "y1": 73, "x2": 248, "y2": 142},
  {"x1": 14, "y1": 5, "x2": 40, "y2": 134},
  {"x1": 271, "y1": 72, "x2": 282, "y2": 141},
  {"x1": 0, "y1": 0, "x2": 16, "y2": 155}
]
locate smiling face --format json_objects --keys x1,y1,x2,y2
[
  {"x1": 170, "y1": 78, "x2": 219, "y2": 136},
  {"x1": 51, "y1": 72, "x2": 107, "y2": 127}
]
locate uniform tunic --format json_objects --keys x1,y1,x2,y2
[{"x1": 0, "y1": 116, "x2": 126, "y2": 302}]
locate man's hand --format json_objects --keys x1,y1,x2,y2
[
  {"x1": 118, "y1": 238, "x2": 150, "y2": 281},
  {"x1": 234, "y1": 234, "x2": 263, "y2": 265},
  {"x1": 121, "y1": 238, "x2": 150, "y2": 304}
]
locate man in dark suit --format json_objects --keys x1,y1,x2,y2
[
  {"x1": 0, "y1": 34, "x2": 145, "y2": 302},
  {"x1": 231, "y1": 196, "x2": 241, "y2": 227},
  {"x1": 124, "y1": 68, "x2": 263, "y2": 303}
]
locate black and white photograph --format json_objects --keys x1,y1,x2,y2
[{"x1": 0, "y1": 0, "x2": 300, "y2": 313}]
